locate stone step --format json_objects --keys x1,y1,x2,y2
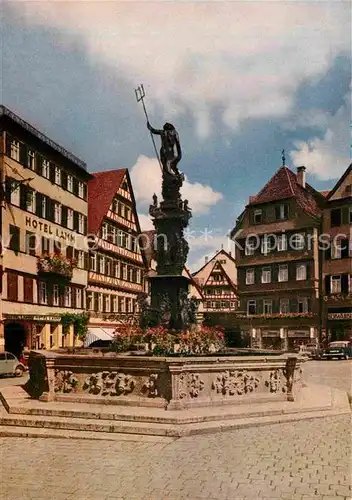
[{"x1": 0, "y1": 425, "x2": 175, "y2": 442}]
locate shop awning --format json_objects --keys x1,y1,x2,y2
[{"x1": 84, "y1": 328, "x2": 116, "y2": 347}]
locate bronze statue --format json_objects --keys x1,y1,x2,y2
[
  {"x1": 147, "y1": 121, "x2": 182, "y2": 176},
  {"x1": 152, "y1": 193, "x2": 158, "y2": 206}
]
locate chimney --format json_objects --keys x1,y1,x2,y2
[
  {"x1": 205, "y1": 256, "x2": 209, "y2": 264},
  {"x1": 297, "y1": 166, "x2": 306, "y2": 189}
]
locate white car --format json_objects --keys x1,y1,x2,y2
[{"x1": 0, "y1": 351, "x2": 26, "y2": 377}]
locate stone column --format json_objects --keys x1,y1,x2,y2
[
  {"x1": 257, "y1": 328, "x2": 263, "y2": 349},
  {"x1": 66, "y1": 324, "x2": 74, "y2": 348},
  {"x1": 167, "y1": 363, "x2": 186, "y2": 410},
  {"x1": 0, "y1": 322, "x2": 4, "y2": 352},
  {"x1": 52, "y1": 324, "x2": 62, "y2": 349},
  {"x1": 41, "y1": 324, "x2": 51, "y2": 349},
  {"x1": 281, "y1": 328, "x2": 288, "y2": 351}
]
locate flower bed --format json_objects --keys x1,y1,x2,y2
[{"x1": 37, "y1": 254, "x2": 76, "y2": 280}]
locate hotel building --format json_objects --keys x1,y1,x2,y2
[
  {"x1": 85, "y1": 169, "x2": 146, "y2": 345},
  {"x1": 0, "y1": 106, "x2": 92, "y2": 355},
  {"x1": 322, "y1": 164, "x2": 352, "y2": 342}
]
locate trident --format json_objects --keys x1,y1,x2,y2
[{"x1": 135, "y1": 84, "x2": 163, "y2": 172}]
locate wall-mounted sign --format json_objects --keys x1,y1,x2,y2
[
  {"x1": 26, "y1": 216, "x2": 75, "y2": 243},
  {"x1": 98, "y1": 238, "x2": 143, "y2": 263},
  {"x1": 328, "y1": 313, "x2": 352, "y2": 320},
  {"x1": 287, "y1": 329, "x2": 310, "y2": 338},
  {"x1": 4, "y1": 314, "x2": 61, "y2": 323},
  {"x1": 262, "y1": 330, "x2": 280, "y2": 337},
  {"x1": 88, "y1": 272, "x2": 143, "y2": 293}
]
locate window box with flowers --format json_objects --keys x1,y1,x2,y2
[{"x1": 37, "y1": 254, "x2": 76, "y2": 294}]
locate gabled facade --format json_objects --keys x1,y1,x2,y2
[
  {"x1": 192, "y1": 250, "x2": 237, "y2": 314},
  {"x1": 0, "y1": 105, "x2": 92, "y2": 355},
  {"x1": 231, "y1": 165, "x2": 325, "y2": 350},
  {"x1": 86, "y1": 169, "x2": 146, "y2": 343},
  {"x1": 322, "y1": 164, "x2": 352, "y2": 342}
]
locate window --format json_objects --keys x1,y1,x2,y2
[
  {"x1": 261, "y1": 235, "x2": 274, "y2": 255},
  {"x1": 27, "y1": 150, "x2": 35, "y2": 170},
  {"x1": 67, "y1": 175, "x2": 73, "y2": 192},
  {"x1": 9, "y1": 225, "x2": 20, "y2": 253},
  {"x1": 98, "y1": 294, "x2": 103, "y2": 312},
  {"x1": 54, "y1": 203, "x2": 61, "y2": 224},
  {"x1": 87, "y1": 292, "x2": 93, "y2": 311},
  {"x1": 64, "y1": 287, "x2": 72, "y2": 307},
  {"x1": 10, "y1": 181, "x2": 20, "y2": 206},
  {"x1": 10, "y1": 140, "x2": 20, "y2": 161},
  {"x1": 246, "y1": 269, "x2": 255, "y2": 285},
  {"x1": 245, "y1": 237, "x2": 256, "y2": 256},
  {"x1": 67, "y1": 208, "x2": 73, "y2": 230},
  {"x1": 53, "y1": 240, "x2": 61, "y2": 255},
  {"x1": 101, "y1": 223, "x2": 108, "y2": 240},
  {"x1": 263, "y1": 300, "x2": 272, "y2": 315},
  {"x1": 114, "y1": 262, "x2": 119, "y2": 278},
  {"x1": 280, "y1": 298, "x2": 290, "y2": 314},
  {"x1": 112, "y1": 296, "x2": 118, "y2": 312},
  {"x1": 90, "y1": 253, "x2": 97, "y2": 272},
  {"x1": 132, "y1": 237, "x2": 138, "y2": 253},
  {"x1": 291, "y1": 233, "x2": 305, "y2": 251},
  {"x1": 99, "y1": 256, "x2": 105, "y2": 274},
  {"x1": 136, "y1": 269, "x2": 141, "y2": 284},
  {"x1": 27, "y1": 189, "x2": 35, "y2": 213},
  {"x1": 296, "y1": 264, "x2": 307, "y2": 281},
  {"x1": 277, "y1": 234, "x2": 287, "y2": 252},
  {"x1": 331, "y1": 240, "x2": 342, "y2": 260},
  {"x1": 276, "y1": 204, "x2": 289, "y2": 220},
  {"x1": 78, "y1": 181, "x2": 84, "y2": 198},
  {"x1": 298, "y1": 297, "x2": 309, "y2": 313},
  {"x1": 123, "y1": 264, "x2": 127, "y2": 280},
  {"x1": 104, "y1": 295, "x2": 111, "y2": 313},
  {"x1": 331, "y1": 275, "x2": 341, "y2": 294},
  {"x1": 78, "y1": 214, "x2": 85, "y2": 234},
  {"x1": 41, "y1": 236, "x2": 50, "y2": 254},
  {"x1": 39, "y1": 281, "x2": 48, "y2": 304},
  {"x1": 247, "y1": 300, "x2": 256, "y2": 315},
  {"x1": 253, "y1": 209, "x2": 262, "y2": 224},
  {"x1": 55, "y1": 166, "x2": 61, "y2": 185},
  {"x1": 42, "y1": 159, "x2": 50, "y2": 179},
  {"x1": 117, "y1": 230, "x2": 123, "y2": 247},
  {"x1": 261, "y1": 267, "x2": 271, "y2": 284},
  {"x1": 53, "y1": 285, "x2": 59, "y2": 306},
  {"x1": 76, "y1": 289, "x2": 82, "y2": 308},
  {"x1": 278, "y1": 264, "x2": 288, "y2": 282},
  {"x1": 330, "y1": 208, "x2": 341, "y2": 227},
  {"x1": 106, "y1": 258, "x2": 111, "y2": 276},
  {"x1": 25, "y1": 231, "x2": 36, "y2": 256}
]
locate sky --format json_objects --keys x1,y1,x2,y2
[{"x1": 2, "y1": 1, "x2": 351, "y2": 271}]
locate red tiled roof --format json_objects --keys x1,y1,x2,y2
[
  {"x1": 249, "y1": 166, "x2": 323, "y2": 218},
  {"x1": 88, "y1": 169, "x2": 126, "y2": 234},
  {"x1": 320, "y1": 190, "x2": 330, "y2": 198}
]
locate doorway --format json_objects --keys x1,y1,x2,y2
[{"x1": 4, "y1": 322, "x2": 27, "y2": 358}]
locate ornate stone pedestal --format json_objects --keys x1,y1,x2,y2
[{"x1": 150, "y1": 275, "x2": 190, "y2": 330}]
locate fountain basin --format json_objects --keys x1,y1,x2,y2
[{"x1": 26, "y1": 350, "x2": 303, "y2": 410}]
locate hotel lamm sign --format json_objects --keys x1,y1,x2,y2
[{"x1": 25, "y1": 216, "x2": 75, "y2": 243}]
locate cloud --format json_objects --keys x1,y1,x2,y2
[
  {"x1": 15, "y1": 2, "x2": 350, "y2": 138},
  {"x1": 186, "y1": 231, "x2": 237, "y2": 272},
  {"x1": 290, "y1": 89, "x2": 351, "y2": 180},
  {"x1": 137, "y1": 213, "x2": 154, "y2": 231},
  {"x1": 130, "y1": 155, "x2": 223, "y2": 214}
]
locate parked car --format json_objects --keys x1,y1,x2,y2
[
  {"x1": 304, "y1": 343, "x2": 323, "y2": 359},
  {"x1": 321, "y1": 341, "x2": 352, "y2": 360},
  {"x1": 0, "y1": 351, "x2": 27, "y2": 377}
]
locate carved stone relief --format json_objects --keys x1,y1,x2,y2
[
  {"x1": 178, "y1": 372, "x2": 204, "y2": 399},
  {"x1": 265, "y1": 370, "x2": 286, "y2": 393},
  {"x1": 142, "y1": 373, "x2": 159, "y2": 398},
  {"x1": 83, "y1": 371, "x2": 135, "y2": 397},
  {"x1": 212, "y1": 370, "x2": 259, "y2": 396},
  {"x1": 54, "y1": 370, "x2": 78, "y2": 393}
]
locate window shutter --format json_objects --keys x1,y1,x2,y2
[
  {"x1": 47, "y1": 198, "x2": 54, "y2": 222},
  {"x1": 272, "y1": 263, "x2": 279, "y2": 283},
  {"x1": 49, "y1": 163, "x2": 55, "y2": 183},
  {"x1": 61, "y1": 171, "x2": 68, "y2": 190},
  {"x1": 73, "y1": 212, "x2": 79, "y2": 232},
  {"x1": 66, "y1": 246, "x2": 73, "y2": 259},
  {"x1": 5, "y1": 178, "x2": 12, "y2": 203},
  {"x1": 19, "y1": 143, "x2": 27, "y2": 166},
  {"x1": 272, "y1": 299, "x2": 280, "y2": 314},
  {"x1": 73, "y1": 178, "x2": 79, "y2": 196},
  {"x1": 290, "y1": 298, "x2": 298, "y2": 313},
  {"x1": 341, "y1": 274, "x2": 349, "y2": 294},
  {"x1": 9, "y1": 225, "x2": 20, "y2": 253},
  {"x1": 36, "y1": 154, "x2": 43, "y2": 174},
  {"x1": 94, "y1": 294, "x2": 99, "y2": 311},
  {"x1": 71, "y1": 287, "x2": 77, "y2": 309},
  {"x1": 24, "y1": 277, "x2": 33, "y2": 303},
  {"x1": 35, "y1": 193, "x2": 42, "y2": 217},
  {"x1": 324, "y1": 275, "x2": 331, "y2": 295},
  {"x1": 19, "y1": 184, "x2": 27, "y2": 210},
  {"x1": 83, "y1": 183, "x2": 88, "y2": 200},
  {"x1": 61, "y1": 206, "x2": 68, "y2": 228},
  {"x1": 341, "y1": 239, "x2": 349, "y2": 258},
  {"x1": 341, "y1": 207, "x2": 350, "y2": 225},
  {"x1": 7, "y1": 272, "x2": 18, "y2": 301},
  {"x1": 288, "y1": 263, "x2": 295, "y2": 281}
]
